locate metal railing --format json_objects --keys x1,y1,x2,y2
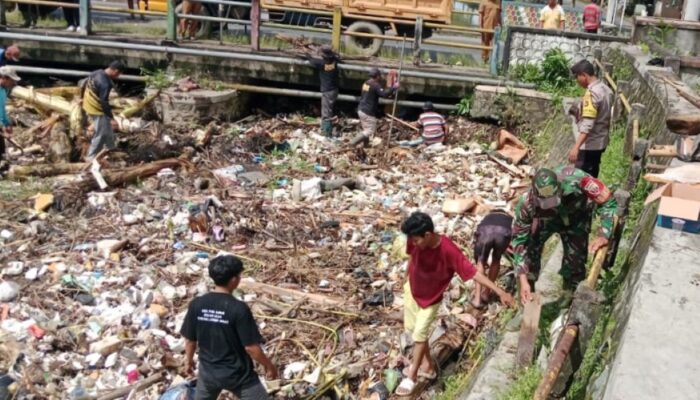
[{"x1": 0, "y1": 0, "x2": 498, "y2": 72}]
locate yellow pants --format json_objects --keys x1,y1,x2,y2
[{"x1": 403, "y1": 282, "x2": 439, "y2": 342}]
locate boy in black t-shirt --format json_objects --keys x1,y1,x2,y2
[
  {"x1": 471, "y1": 209, "x2": 513, "y2": 309},
  {"x1": 181, "y1": 255, "x2": 278, "y2": 400}
]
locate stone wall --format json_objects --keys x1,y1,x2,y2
[
  {"x1": 633, "y1": 16, "x2": 700, "y2": 57},
  {"x1": 605, "y1": 43, "x2": 694, "y2": 146},
  {"x1": 470, "y1": 85, "x2": 554, "y2": 127},
  {"x1": 503, "y1": 27, "x2": 628, "y2": 72}
]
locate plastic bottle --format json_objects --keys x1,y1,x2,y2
[{"x1": 69, "y1": 379, "x2": 90, "y2": 400}]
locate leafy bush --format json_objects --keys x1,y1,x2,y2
[
  {"x1": 455, "y1": 94, "x2": 473, "y2": 116},
  {"x1": 509, "y1": 48, "x2": 584, "y2": 98}
]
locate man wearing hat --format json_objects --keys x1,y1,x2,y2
[
  {"x1": 82, "y1": 60, "x2": 124, "y2": 159},
  {"x1": 416, "y1": 101, "x2": 447, "y2": 145},
  {"x1": 510, "y1": 166, "x2": 617, "y2": 304},
  {"x1": 0, "y1": 66, "x2": 20, "y2": 169},
  {"x1": 305, "y1": 45, "x2": 340, "y2": 137},
  {"x1": 0, "y1": 45, "x2": 20, "y2": 67},
  {"x1": 352, "y1": 67, "x2": 397, "y2": 146}
]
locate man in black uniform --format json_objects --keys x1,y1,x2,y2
[
  {"x1": 351, "y1": 67, "x2": 397, "y2": 146},
  {"x1": 306, "y1": 45, "x2": 340, "y2": 137},
  {"x1": 181, "y1": 255, "x2": 278, "y2": 400}
]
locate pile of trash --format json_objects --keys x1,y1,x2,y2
[{"x1": 0, "y1": 95, "x2": 531, "y2": 399}]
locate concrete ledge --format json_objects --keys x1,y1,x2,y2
[{"x1": 602, "y1": 227, "x2": 700, "y2": 400}]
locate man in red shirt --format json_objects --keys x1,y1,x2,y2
[
  {"x1": 395, "y1": 212, "x2": 514, "y2": 396},
  {"x1": 583, "y1": 0, "x2": 602, "y2": 34}
]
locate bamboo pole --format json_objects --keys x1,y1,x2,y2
[{"x1": 533, "y1": 325, "x2": 579, "y2": 400}]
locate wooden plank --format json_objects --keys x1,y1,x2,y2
[
  {"x1": 239, "y1": 280, "x2": 345, "y2": 307},
  {"x1": 488, "y1": 153, "x2": 525, "y2": 178},
  {"x1": 648, "y1": 145, "x2": 677, "y2": 158},
  {"x1": 516, "y1": 293, "x2": 542, "y2": 369}
]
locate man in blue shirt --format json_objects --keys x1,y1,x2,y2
[
  {"x1": 0, "y1": 45, "x2": 20, "y2": 67},
  {"x1": 0, "y1": 66, "x2": 20, "y2": 170}
]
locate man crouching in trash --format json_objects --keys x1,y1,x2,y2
[
  {"x1": 396, "y1": 212, "x2": 514, "y2": 396},
  {"x1": 181, "y1": 254, "x2": 278, "y2": 399}
]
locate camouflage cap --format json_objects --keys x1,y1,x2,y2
[{"x1": 532, "y1": 168, "x2": 561, "y2": 210}]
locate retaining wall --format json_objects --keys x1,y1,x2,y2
[
  {"x1": 585, "y1": 42, "x2": 697, "y2": 398},
  {"x1": 503, "y1": 27, "x2": 628, "y2": 73}
]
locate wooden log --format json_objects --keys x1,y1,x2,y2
[
  {"x1": 36, "y1": 86, "x2": 81, "y2": 98},
  {"x1": 666, "y1": 113, "x2": 700, "y2": 136},
  {"x1": 8, "y1": 163, "x2": 87, "y2": 178},
  {"x1": 533, "y1": 325, "x2": 579, "y2": 400},
  {"x1": 12, "y1": 86, "x2": 75, "y2": 115},
  {"x1": 516, "y1": 293, "x2": 542, "y2": 369},
  {"x1": 624, "y1": 104, "x2": 645, "y2": 156},
  {"x1": 120, "y1": 89, "x2": 161, "y2": 118},
  {"x1": 239, "y1": 280, "x2": 345, "y2": 307},
  {"x1": 386, "y1": 114, "x2": 420, "y2": 132},
  {"x1": 96, "y1": 372, "x2": 164, "y2": 400}
]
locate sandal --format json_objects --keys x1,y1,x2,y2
[
  {"x1": 395, "y1": 377, "x2": 416, "y2": 396},
  {"x1": 402, "y1": 366, "x2": 437, "y2": 380}
]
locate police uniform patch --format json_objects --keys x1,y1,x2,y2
[
  {"x1": 581, "y1": 90, "x2": 597, "y2": 119},
  {"x1": 361, "y1": 83, "x2": 370, "y2": 92}
]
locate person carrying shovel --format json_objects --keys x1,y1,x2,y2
[{"x1": 511, "y1": 166, "x2": 617, "y2": 305}]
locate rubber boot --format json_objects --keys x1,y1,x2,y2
[
  {"x1": 349, "y1": 134, "x2": 370, "y2": 147},
  {"x1": 321, "y1": 120, "x2": 333, "y2": 137}
]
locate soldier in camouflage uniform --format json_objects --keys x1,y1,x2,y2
[{"x1": 511, "y1": 166, "x2": 617, "y2": 304}]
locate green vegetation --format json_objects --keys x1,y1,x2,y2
[
  {"x1": 566, "y1": 119, "x2": 654, "y2": 400},
  {"x1": 497, "y1": 367, "x2": 542, "y2": 400},
  {"x1": 649, "y1": 19, "x2": 675, "y2": 48},
  {"x1": 141, "y1": 67, "x2": 172, "y2": 90},
  {"x1": 510, "y1": 48, "x2": 585, "y2": 98},
  {"x1": 5, "y1": 10, "x2": 65, "y2": 28},
  {"x1": 436, "y1": 370, "x2": 474, "y2": 400},
  {"x1": 455, "y1": 94, "x2": 474, "y2": 116},
  {"x1": 598, "y1": 124, "x2": 631, "y2": 188}
]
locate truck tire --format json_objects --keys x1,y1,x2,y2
[
  {"x1": 344, "y1": 21, "x2": 384, "y2": 57},
  {"x1": 175, "y1": 3, "x2": 212, "y2": 39}
]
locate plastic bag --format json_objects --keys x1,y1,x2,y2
[{"x1": 159, "y1": 380, "x2": 196, "y2": 400}]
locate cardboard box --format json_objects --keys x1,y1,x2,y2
[{"x1": 645, "y1": 183, "x2": 700, "y2": 233}]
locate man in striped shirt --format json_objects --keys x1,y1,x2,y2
[{"x1": 416, "y1": 102, "x2": 447, "y2": 145}]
